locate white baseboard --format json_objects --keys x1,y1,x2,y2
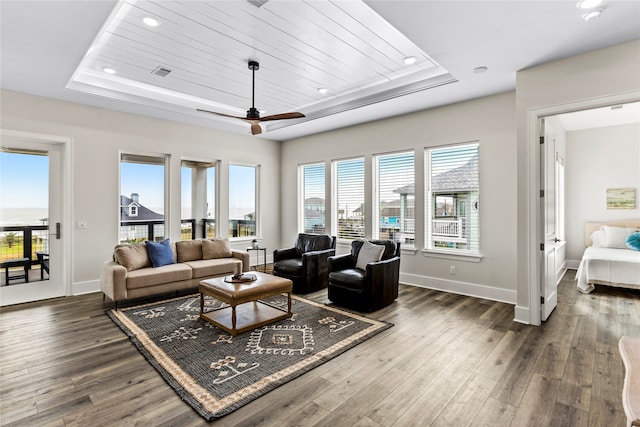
[
  {"x1": 71, "y1": 279, "x2": 100, "y2": 296},
  {"x1": 514, "y1": 305, "x2": 531, "y2": 324},
  {"x1": 566, "y1": 259, "x2": 581, "y2": 270},
  {"x1": 400, "y1": 272, "x2": 517, "y2": 305}
]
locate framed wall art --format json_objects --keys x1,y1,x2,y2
[{"x1": 606, "y1": 188, "x2": 636, "y2": 209}]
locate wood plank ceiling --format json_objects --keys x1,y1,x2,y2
[{"x1": 67, "y1": 0, "x2": 455, "y2": 135}]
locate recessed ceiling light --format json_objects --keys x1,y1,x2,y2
[
  {"x1": 403, "y1": 56, "x2": 416, "y2": 65},
  {"x1": 582, "y1": 9, "x2": 602, "y2": 21},
  {"x1": 103, "y1": 67, "x2": 116, "y2": 74},
  {"x1": 143, "y1": 17, "x2": 160, "y2": 27},
  {"x1": 473, "y1": 66, "x2": 488, "y2": 74},
  {"x1": 259, "y1": 109, "x2": 267, "y2": 115},
  {"x1": 317, "y1": 87, "x2": 328, "y2": 94},
  {"x1": 576, "y1": 0, "x2": 604, "y2": 9}
]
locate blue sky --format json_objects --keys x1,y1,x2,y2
[
  {"x1": 0, "y1": 152, "x2": 48, "y2": 208},
  {"x1": 120, "y1": 162, "x2": 165, "y2": 211},
  {"x1": 121, "y1": 162, "x2": 252, "y2": 218}
]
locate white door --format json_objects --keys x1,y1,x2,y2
[
  {"x1": 540, "y1": 119, "x2": 558, "y2": 321},
  {"x1": 0, "y1": 132, "x2": 67, "y2": 305}
]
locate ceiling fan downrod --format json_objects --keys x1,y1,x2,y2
[{"x1": 247, "y1": 60, "x2": 260, "y2": 119}]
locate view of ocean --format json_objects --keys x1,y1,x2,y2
[{"x1": 0, "y1": 208, "x2": 49, "y2": 226}]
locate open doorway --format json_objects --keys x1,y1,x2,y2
[{"x1": 537, "y1": 100, "x2": 640, "y2": 321}]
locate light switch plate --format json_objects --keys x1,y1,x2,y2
[{"x1": 76, "y1": 220, "x2": 88, "y2": 229}]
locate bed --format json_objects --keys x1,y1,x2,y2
[{"x1": 576, "y1": 219, "x2": 640, "y2": 293}]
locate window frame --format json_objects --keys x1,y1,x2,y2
[
  {"x1": 299, "y1": 162, "x2": 326, "y2": 235},
  {"x1": 181, "y1": 159, "x2": 218, "y2": 240},
  {"x1": 373, "y1": 150, "x2": 415, "y2": 248},
  {"x1": 119, "y1": 152, "x2": 169, "y2": 244},
  {"x1": 424, "y1": 142, "x2": 481, "y2": 261},
  {"x1": 228, "y1": 163, "x2": 259, "y2": 240},
  {"x1": 332, "y1": 156, "x2": 365, "y2": 242}
]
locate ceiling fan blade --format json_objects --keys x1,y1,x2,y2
[
  {"x1": 196, "y1": 109, "x2": 245, "y2": 120},
  {"x1": 258, "y1": 112, "x2": 305, "y2": 122},
  {"x1": 250, "y1": 122, "x2": 262, "y2": 135}
]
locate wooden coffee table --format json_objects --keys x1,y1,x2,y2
[{"x1": 199, "y1": 271, "x2": 293, "y2": 336}]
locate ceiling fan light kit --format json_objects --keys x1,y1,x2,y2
[{"x1": 198, "y1": 60, "x2": 305, "y2": 135}]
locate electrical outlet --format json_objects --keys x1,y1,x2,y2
[
  {"x1": 449, "y1": 265, "x2": 456, "y2": 275},
  {"x1": 76, "y1": 220, "x2": 88, "y2": 229}
]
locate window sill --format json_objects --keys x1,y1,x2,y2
[{"x1": 421, "y1": 249, "x2": 483, "y2": 262}]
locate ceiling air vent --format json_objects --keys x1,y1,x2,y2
[
  {"x1": 247, "y1": 0, "x2": 269, "y2": 8},
  {"x1": 152, "y1": 66, "x2": 172, "y2": 77}
]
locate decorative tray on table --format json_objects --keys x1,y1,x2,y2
[{"x1": 224, "y1": 273, "x2": 257, "y2": 283}]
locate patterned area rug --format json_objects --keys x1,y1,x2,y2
[{"x1": 107, "y1": 293, "x2": 392, "y2": 420}]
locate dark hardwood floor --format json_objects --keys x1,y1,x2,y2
[{"x1": 1, "y1": 270, "x2": 638, "y2": 426}]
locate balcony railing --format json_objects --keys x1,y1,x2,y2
[
  {"x1": 433, "y1": 218, "x2": 463, "y2": 239},
  {"x1": 229, "y1": 219, "x2": 256, "y2": 238},
  {"x1": 0, "y1": 225, "x2": 49, "y2": 265}
]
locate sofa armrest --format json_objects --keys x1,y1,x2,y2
[
  {"x1": 231, "y1": 250, "x2": 251, "y2": 272},
  {"x1": 273, "y1": 247, "x2": 297, "y2": 262},
  {"x1": 101, "y1": 261, "x2": 128, "y2": 303},
  {"x1": 328, "y1": 253, "x2": 354, "y2": 272}
]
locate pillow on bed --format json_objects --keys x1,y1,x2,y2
[
  {"x1": 590, "y1": 230, "x2": 605, "y2": 247},
  {"x1": 602, "y1": 226, "x2": 638, "y2": 249},
  {"x1": 626, "y1": 232, "x2": 640, "y2": 251}
]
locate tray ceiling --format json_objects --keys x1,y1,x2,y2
[{"x1": 68, "y1": 0, "x2": 455, "y2": 135}]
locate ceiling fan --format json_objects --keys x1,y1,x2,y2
[{"x1": 198, "y1": 61, "x2": 305, "y2": 135}]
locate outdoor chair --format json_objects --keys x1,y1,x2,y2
[{"x1": 37, "y1": 251, "x2": 49, "y2": 279}]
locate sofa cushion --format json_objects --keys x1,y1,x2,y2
[
  {"x1": 114, "y1": 243, "x2": 151, "y2": 271},
  {"x1": 145, "y1": 239, "x2": 175, "y2": 268},
  {"x1": 184, "y1": 258, "x2": 241, "y2": 279},
  {"x1": 176, "y1": 240, "x2": 202, "y2": 262},
  {"x1": 126, "y1": 263, "x2": 192, "y2": 289},
  {"x1": 295, "y1": 234, "x2": 333, "y2": 256},
  {"x1": 202, "y1": 237, "x2": 232, "y2": 259}
]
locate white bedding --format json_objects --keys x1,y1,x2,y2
[{"x1": 576, "y1": 246, "x2": 640, "y2": 293}]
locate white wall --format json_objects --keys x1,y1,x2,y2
[
  {"x1": 281, "y1": 91, "x2": 518, "y2": 304},
  {"x1": 565, "y1": 123, "x2": 640, "y2": 263},
  {"x1": 1, "y1": 90, "x2": 282, "y2": 295},
  {"x1": 515, "y1": 39, "x2": 640, "y2": 324}
]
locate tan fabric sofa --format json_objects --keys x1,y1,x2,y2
[{"x1": 101, "y1": 238, "x2": 250, "y2": 308}]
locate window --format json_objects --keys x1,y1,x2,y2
[
  {"x1": 300, "y1": 163, "x2": 326, "y2": 234},
  {"x1": 374, "y1": 151, "x2": 414, "y2": 245},
  {"x1": 425, "y1": 143, "x2": 479, "y2": 254},
  {"x1": 228, "y1": 164, "x2": 257, "y2": 238},
  {"x1": 181, "y1": 160, "x2": 216, "y2": 240},
  {"x1": 333, "y1": 157, "x2": 365, "y2": 240},
  {"x1": 120, "y1": 153, "x2": 167, "y2": 243}
]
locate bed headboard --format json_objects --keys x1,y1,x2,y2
[{"x1": 585, "y1": 219, "x2": 640, "y2": 247}]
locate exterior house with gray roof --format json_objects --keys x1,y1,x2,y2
[{"x1": 119, "y1": 193, "x2": 164, "y2": 243}]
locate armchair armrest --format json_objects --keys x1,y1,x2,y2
[
  {"x1": 365, "y1": 256, "x2": 400, "y2": 294},
  {"x1": 328, "y1": 253, "x2": 355, "y2": 272},
  {"x1": 301, "y1": 247, "x2": 335, "y2": 260},
  {"x1": 273, "y1": 247, "x2": 297, "y2": 262}
]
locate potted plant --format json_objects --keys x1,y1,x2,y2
[{"x1": 251, "y1": 239, "x2": 259, "y2": 249}]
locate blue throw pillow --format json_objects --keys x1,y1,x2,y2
[
  {"x1": 145, "y1": 239, "x2": 175, "y2": 267},
  {"x1": 625, "y1": 232, "x2": 640, "y2": 251}
]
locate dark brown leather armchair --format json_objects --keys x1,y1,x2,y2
[
  {"x1": 273, "y1": 233, "x2": 336, "y2": 294},
  {"x1": 328, "y1": 240, "x2": 400, "y2": 312}
]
